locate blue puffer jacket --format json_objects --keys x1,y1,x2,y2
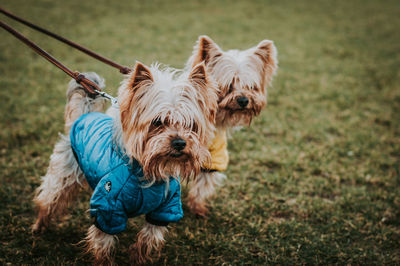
[{"x1": 70, "y1": 112, "x2": 183, "y2": 235}]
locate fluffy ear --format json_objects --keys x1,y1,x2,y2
[
  {"x1": 189, "y1": 62, "x2": 218, "y2": 123},
  {"x1": 189, "y1": 62, "x2": 208, "y2": 88},
  {"x1": 127, "y1": 61, "x2": 154, "y2": 89},
  {"x1": 254, "y1": 40, "x2": 278, "y2": 86},
  {"x1": 254, "y1": 40, "x2": 278, "y2": 72},
  {"x1": 192, "y1": 35, "x2": 222, "y2": 67},
  {"x1": 120, "y1": 62, "x2": 153, "y2": 131}
]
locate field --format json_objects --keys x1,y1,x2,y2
[{"x1": 1, "y1": 0, "x2": 399, "y2": 264}]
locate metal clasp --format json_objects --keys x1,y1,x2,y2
[{"x1": 94, "y1": 89, "x2": 119, "y2": 108}]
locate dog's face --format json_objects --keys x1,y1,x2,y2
[
  {"x1": 118, "y1": 62, "x2": 218, "y2": 181},
  {"x1": 190, "y1": 36, "x2": 278, "y2": 127}
]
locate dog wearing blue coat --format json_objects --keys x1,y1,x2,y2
[{"x1": 33, "y1": 61, "x2": 218, "y2": 265}]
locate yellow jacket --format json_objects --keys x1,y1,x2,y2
[{"x1": 203, "y1": 128, "x2": 229, "y2": 172}]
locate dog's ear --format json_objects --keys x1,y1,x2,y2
[
  {"x1": 254, "y1": 40, "x2": 278, "y2": 86},
  {"x1": 189, "y1": 62, "x2": 218, "y2": 123},
  {"x1": 120, "y1": 62, "x2": 153, "y2": 131},
  {"x1": 128, "y1": 62, "x2": 154, "y2": 90},
  {"x1": 192, "y1": 35, "x2": 222, "y2": 67},
  {"x1": 189, "y1": 62, "x2": 208, "y2": 88}
]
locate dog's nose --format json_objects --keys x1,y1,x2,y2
[
  {"x1": 171, "y1": 138, "x2": 186, "y2": 151},
  {"x1": 237, "y1": 96, "x2": 249, "y2": 108}
]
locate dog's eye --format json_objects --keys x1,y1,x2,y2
[
  {"x1": 228, "y1": 84, "x2": 234, "y2": 93},
  {"x1": 152, "y1": 118, "x2": 162, "y2": 127},
  {"x1": 191, "y1": 122, "x2": 198, "y2": 132}
]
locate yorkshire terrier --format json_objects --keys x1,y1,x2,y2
[
  {"x1": 185, "y1": 35, "x2": 278, "y2": 216},
  {"x1": 32, "y1": 61, "x2": 218, "y2": 264}
]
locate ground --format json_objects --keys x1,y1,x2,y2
[{"x1": 0, "y1": 0, "x2": 399, "y2": 264}]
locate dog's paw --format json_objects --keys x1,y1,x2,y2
[
  {"x1": 32, "y1": 218, "x2": 47, "y2": 234},
  {"x1": 188, "y1": 201, "x2": 209, "y2": 217},
  {"x1": 129, "y1": 242, "x2": 162, "y2": 265},
  {"x1": 32, "y1": 224, "x2": 44, "y2": 234},
  {"x1": 129, "y1": 243, "x2": 146, "y2": 265}
]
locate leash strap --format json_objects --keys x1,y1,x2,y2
[
  {"x1": 0, "y1": 20, "x2": 103, "y2": 97},
  {"x1": 0, "y1": 7, "x2": 131, "y2": 75}
]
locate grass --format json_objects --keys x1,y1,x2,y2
[{"x1": 1, "y1": 0, "x2": 400, "y2": 264}]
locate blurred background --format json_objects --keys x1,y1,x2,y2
[{"x1": 0, "y1": 0, "x2": 399, "y2": 264}]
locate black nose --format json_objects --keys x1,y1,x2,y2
[
  {"x1": 237, "y1": 96, "x2": 249, "y2": 108},
  {"x1": 171, "y1": 138, "x2": 186, "y2": 151}
]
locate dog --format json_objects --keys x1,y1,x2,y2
[
  {"x1": 185, "y1": 35, "x2": 278, "y2": 216},
  {"x1": 32, "y1": 61, "x2": 218, "y2": 264}
]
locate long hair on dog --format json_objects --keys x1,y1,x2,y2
[
  {"x1": 115, "y1": 62, "x2": 218, "y2": 183},
  {"x1": 187, "y1": 35, "x2": 278, "y2": 127},
  {"x1": 185, "y1": 36, "x2": 278, "y2": 217},
  {"x1": 33, "y1": 73, "x2": 106, "y2": 232},
  {"x1": 33, "y1": 63, "x2": 220, "y2": 264}
]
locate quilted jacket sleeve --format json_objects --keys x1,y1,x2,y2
[{"x1": 145, "y1": 178, "x2": 183, "y2": 226}]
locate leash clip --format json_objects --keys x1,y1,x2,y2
[{"x1": 94, "y1": 89, "x2": 119, "y2": 108}]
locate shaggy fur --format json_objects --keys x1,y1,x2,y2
[
  {"x1": 129, "y1": 223, "x2": 168, "y2": 264},
  {"x1": 186, "y1": 36, "x2": 278, "y2": 215},
  {"x1": 187, "y1": 35, "x2": 277, "y2": 127},
  {"x1": 33, "y1": 64, "x2": 219, "y2": 264},
  {"x1": 186, "y1": 171, "x2": 226, "y2": 216},
  {"x1": 33, "y1": 73, "x2": 105, "y2": 233},
  {"x1": 84, "y1": 225, "x2": 118, "y2": 266},
  {"x1": 117, "y1": 62, "x2": 218, "y2": 183}
]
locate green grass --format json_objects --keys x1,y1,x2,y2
[{"x1": 1, "y1": 0, "x2": 400, "y2": 264}]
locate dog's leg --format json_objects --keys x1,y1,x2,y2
[
  {"x1": 33, "y1": 73, "x2": 106, "y2": 233},
  {"x1": 84, "y1": 225, "x2": 117, "y2": 266},
  {"x1": 187, "y1": 171, "x2": 226, "y2": 216},
  {"x1": 32, "y1": 136, "x2": 84, "y2": 233},
  {"x1": 129, "y1": 223, "x2": 168, "y2": 265}
]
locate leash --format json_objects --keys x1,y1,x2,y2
[
  {"x1": 0, "y1": 20, "x2": 119, "y2": 106},
  {"x1": 0, "y1": 7, "x2": 131, "y2": 75}
]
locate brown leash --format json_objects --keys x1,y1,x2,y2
[
  {"x1": 0, "y1": 20, "x2": 104, "y2": 97},
  {"x1": 0, "y1": 7, "x2": 131, "y2": 75}
]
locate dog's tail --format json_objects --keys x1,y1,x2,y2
[{"x1": 64, "y1": 72, "x2": 107, "y2": 133}]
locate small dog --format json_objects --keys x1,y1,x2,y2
[
  {"x1": 185, "y1": 35, "x2": 278, "y2": 216},
  {"x1": 33, "y1": 61, "x2": 218, "y2": 264}
]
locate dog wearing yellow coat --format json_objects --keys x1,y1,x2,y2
[{"x1": 186, "y1": 36, "x2": 278, "y2": 216}]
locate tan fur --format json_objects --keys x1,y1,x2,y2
[
  {"x1": 32, "y1": 135, "x2": 85, "y2": 233},
  {"x1": 64, "y1": 73, "x2": 107, "y2": 132},
  {"x1": 129, "y1": 223, "x2": 168, "y2": 265},
  {"x1": 187, "y1": 171, "x2": 226, "y2": 216},
  {"x1": 33, "y1": 73, "x2": 105, "y2": 233},
  {"x1": 188, "y1": 35, "x2": 278, "y2": 128},
  {"x1": 186, "y1": 36, "x2": 278, "y2": 216},
  {"x1": 117, "y1": 62, "x2": 218, "y2": 183},
  {"x1": 33, "y1": 181, "x2": 81, "y2": 233},
  {"x1": 84, "y1": 225, "x2": 117, "y2": 266},
  {"x1": 33, "y1": 64, "x2": 219, "y2": 264}
]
